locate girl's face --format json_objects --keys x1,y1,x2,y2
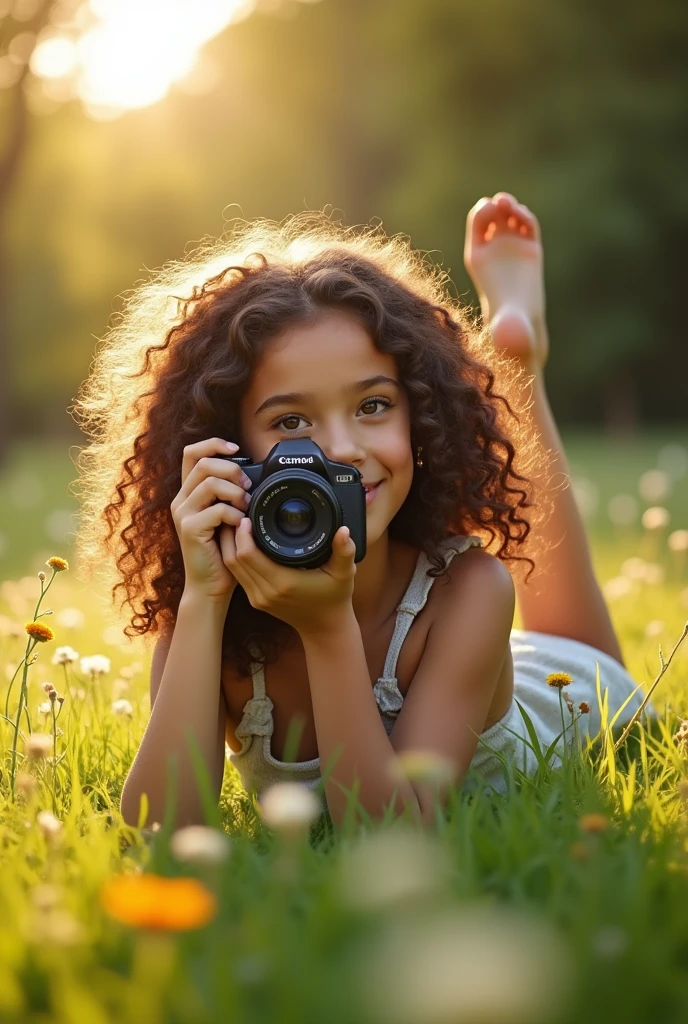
[{"x1": 239, "y1": 311, "x2": 414, "y2": 548}]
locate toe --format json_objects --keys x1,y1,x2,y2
[{"x1": 466, "y1": 197, "x2": 497, "y2": 240}]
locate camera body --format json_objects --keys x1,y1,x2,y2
[{"x1": 219, "y1": 439, "x2": 367, "y2": 568}]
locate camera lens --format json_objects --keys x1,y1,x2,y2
[{"x1": 274, "y1": 498, "x2": 315, "y2": 538}]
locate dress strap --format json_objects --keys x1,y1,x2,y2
[
  {"x1": 378, "y1": 535, "x2": 483, "y2": 684},
  {"x1": 235, "y1": 641, "x2": 274, "y2": 742}
]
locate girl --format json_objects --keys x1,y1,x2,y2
[{"x1": 72, "y1": 192, "x2": 656, "y2": 830}]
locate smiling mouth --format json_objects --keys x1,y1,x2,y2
[{"x1": 363, "y1": 482, "x2": 382, "y2": 505}]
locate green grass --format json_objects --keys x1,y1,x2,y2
[{"x1": 0, "y1": 431, "x2": 687, "y2": 1023}]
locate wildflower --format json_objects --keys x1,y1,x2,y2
[
  {"x1": 578, "y1": 813, "x2": 608, "y2": 834},
  {"x1": 25, "y1": 621, "x2": 54, "y2": 643},
  {"x1": 111, "y1": 698, "x2": 133, "y2": 717},
  {"x1": 46, "y1": 557, "x2": 68, "y2": 572},
  {"x1": 673, "y1": 720, "x2": 688, "y2": 750},
  {"x1": 562, "y1": 692, "x2": 574, "y2": 714},
  {"x1": 547, "y1": 672, "x2": 573, "y2": 689},
  {"x1": 668, "y1": 530, "x2": 688, "y2": 553},
  {"x1": 36, "y1": 810, "x2": 63, "y2": 840},
  {"x1": 42, "y1": 681, "x2": 56, "y2": 694},
  {"x1": 52, "y1": 646, "x2": 79, "y2": 665},
  {"x1": 170, "y1": 825, "x2": 232, "y2": 867},
  {"x1": 38, "y1": 571, "x2": 46, "y2": 582},
  {"x1": 642, "y1": 506, "x2": 670, "y2": 531},
  {"x1": 100, "y1": 873, "x2": 217, "y2": 930},
  {"x1": 258, "y1": 781, "x2": 322, "y2": 838},
  {"x1": 80, "y1": 654, "x2": 111, "y2": 676},
  {"x1": 578, "y1": 702, "x2": 590, "y2": 715},
  {"x1": 392, "y1": 749, "x2": 457, "y2": 787},
  {"x1": 37, "y1": 701, "x2": 53, "y2": 715},
  {"x1": 25, "y1": 733, "x2": 53, "y2": 760}
]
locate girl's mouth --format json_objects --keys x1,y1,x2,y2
[{"x1": 363, "y1": 482, "x2": 382, "y2": 506}]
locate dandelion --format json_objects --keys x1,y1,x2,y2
[
  {"x1": 37, "y1": 700, "x2": 53, "y2": 716},
  {"x1": 642, "y1": 506, "x2": 670, "y2": 531},
  {"x1": 46, "y1": 557, "x2": 68, "y2": 572},
  {"x1": 668, "y1": 530, "x2": 688, "y2": 553},
  {"x1": 36, "y1": 810, "x2": 63, "y2": 840},
  {"x1": 25, "y1": 621, "x2": 54, "y2": 643},
  {"x1": 547, "y1": 672, "x2": 573, "y2": 689},
  {"x1": 170, "y1": 825, "x2": 232, "y2": 867},
  {"x1": 52, "y1": 646, "x2": 79, "y2": 665},
  {"x1": 112, "y1": 698, "x2": 133, "y2": 717},
  {"x1": 578, "y1": 813, "x2": 608, "y2": 834},
  {"x1": 578, "y1": 702, "x2": 590, "y2": 715},
  {"x1": 25, "y1": 733, "x2": 53, "y2": 760},
  {"x1": 100, "y1": 873, "x2": 217, "y2": 930},
  {"x1": 80, "y1": 655, "x2": 111, "y2": 676},
  {"x1": 258, "y1": 781, "x2": 322, "y2": 838}
]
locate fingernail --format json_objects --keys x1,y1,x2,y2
[
  {"x1": 241, "y1": 473, "x2": 252, "y2": 489},
  {"x1": 226, "y1": 441, "x2": 239, "y2": 452}
]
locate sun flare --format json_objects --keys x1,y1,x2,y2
[{"x1": 29, "y1": 0, "x2": 255, "y2": 119}]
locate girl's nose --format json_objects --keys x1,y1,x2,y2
[{"x1": 318, "y1": 426, "x2": 365, "y2": 468}]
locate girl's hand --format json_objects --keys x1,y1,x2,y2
[
  {"x1": 170, "y1": 437, "x2": 252, "y2": 603},
  {"x1": 222, "y1": 518, "x2": 357, "y2": 636}
]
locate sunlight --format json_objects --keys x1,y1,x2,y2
[{"x1": 29, "y1": 0, "x2": 255, "y2": 119}]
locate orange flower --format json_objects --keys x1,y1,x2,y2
[
  {"x1": 578, "y1": 813, "x2": 608, "y2": 835},
  {"x1": 100, "y1": 873, "x2": 216, "y2": 931},
  {"x1": 47, "y1": 557, "x2": 69, "y2": 572},
  {"x1": 578, "y1": 702, "x2": 590, "y2": 714},
  {"x1": 25, "y1": 621, "x2": 55, "y2": 643},
  {"x1": 547, "y1": 672, "x2": 573, "y2": 689}
]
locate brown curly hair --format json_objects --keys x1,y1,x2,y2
[{"x1": 70, "y1": 212, "x2": 547, "y2": 677}]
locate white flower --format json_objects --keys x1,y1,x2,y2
[
  {"x1": 80, "y1": 655, "x2": 111, "y2": 676},
  {"x1": 52, "y1": 646, "x2": 79, "y2": 665},
  {"x1": 258, "y1": 782, "x2": 322, "y2": 836},
  {"x1": 37, "y1": 701, "x2": 53, "y2": 715},
  {"x1": 170, "y1": 825, "x2": 232, "y2": 866},
  {"x1": 111, "y1": 699, "x2": 133, "y2": 717},
  {"x1": 642, "y1": 506, "x2": 670, "y2": 531},
  {"x1": 36, "y1": 810, "x2": 62, "y2": 838}
]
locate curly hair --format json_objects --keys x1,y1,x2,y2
[{"x1": 70, "y1": 211, "x2": 550, "y2": 677}]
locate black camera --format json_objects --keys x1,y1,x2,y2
[{"x1": 218, "y1": 439, "x2": 367, "y2": 568}]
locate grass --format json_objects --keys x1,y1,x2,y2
[{"x1": 0, "y1": 430, "x2": 687, "y2": 1023}]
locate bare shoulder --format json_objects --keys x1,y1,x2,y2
[{"x1": 429, "y1": 544, "x2": 515, "y2": 630}]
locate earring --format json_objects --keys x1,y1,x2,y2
[{"x1": 416, "y1": 445, "x2": 423, "y2": 468}]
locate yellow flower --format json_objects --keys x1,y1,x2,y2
[
  {"x1": 100, "y1": 873, "x2": 216, "y2": 931},
  {"x1": 46, "y1": 557, "x2": 69, "y2": 572},
  {"x1": 578, "y1": 813, "x2": 608, "y2": 834},
  {"x1": 547, "y1": 672, "x2": 573, "y2": 689},
  {"x1": 25, "y1": 621, "x2": 55, "y2": 643}
]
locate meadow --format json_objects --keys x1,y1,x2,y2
[{"x1": 0, "y1": 431, "x2": 687, "y2": 1024}]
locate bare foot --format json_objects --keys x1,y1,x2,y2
[{"x1": 464, "y1": 192, "x2": 549, "y2": 370}]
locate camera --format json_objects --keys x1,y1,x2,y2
[{"x1": 218, "y1": 439, "x2": 367, "y2": 568}]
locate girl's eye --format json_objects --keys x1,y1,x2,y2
[{"x1": 271, "y1": 397, "x2": 392, "y2": 433}]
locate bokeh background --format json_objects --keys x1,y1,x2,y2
[{"x1": 1, "y1": 0, "x2": 687, "y2": 585}]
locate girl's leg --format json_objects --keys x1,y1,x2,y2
[{"x1": 464, "y1": 192, "x2": 625, "y2": 666}]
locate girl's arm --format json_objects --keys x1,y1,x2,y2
[
  {"x1": 301, "y1": 549, "x2": 514, "y2": 828},
  {"x1": 120, "y1": 589, "x2": 230, "y2": 830}
]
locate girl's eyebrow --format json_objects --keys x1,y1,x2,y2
[{"x1": 253, "y1": 375, "x2": 399, "y2": 416}]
